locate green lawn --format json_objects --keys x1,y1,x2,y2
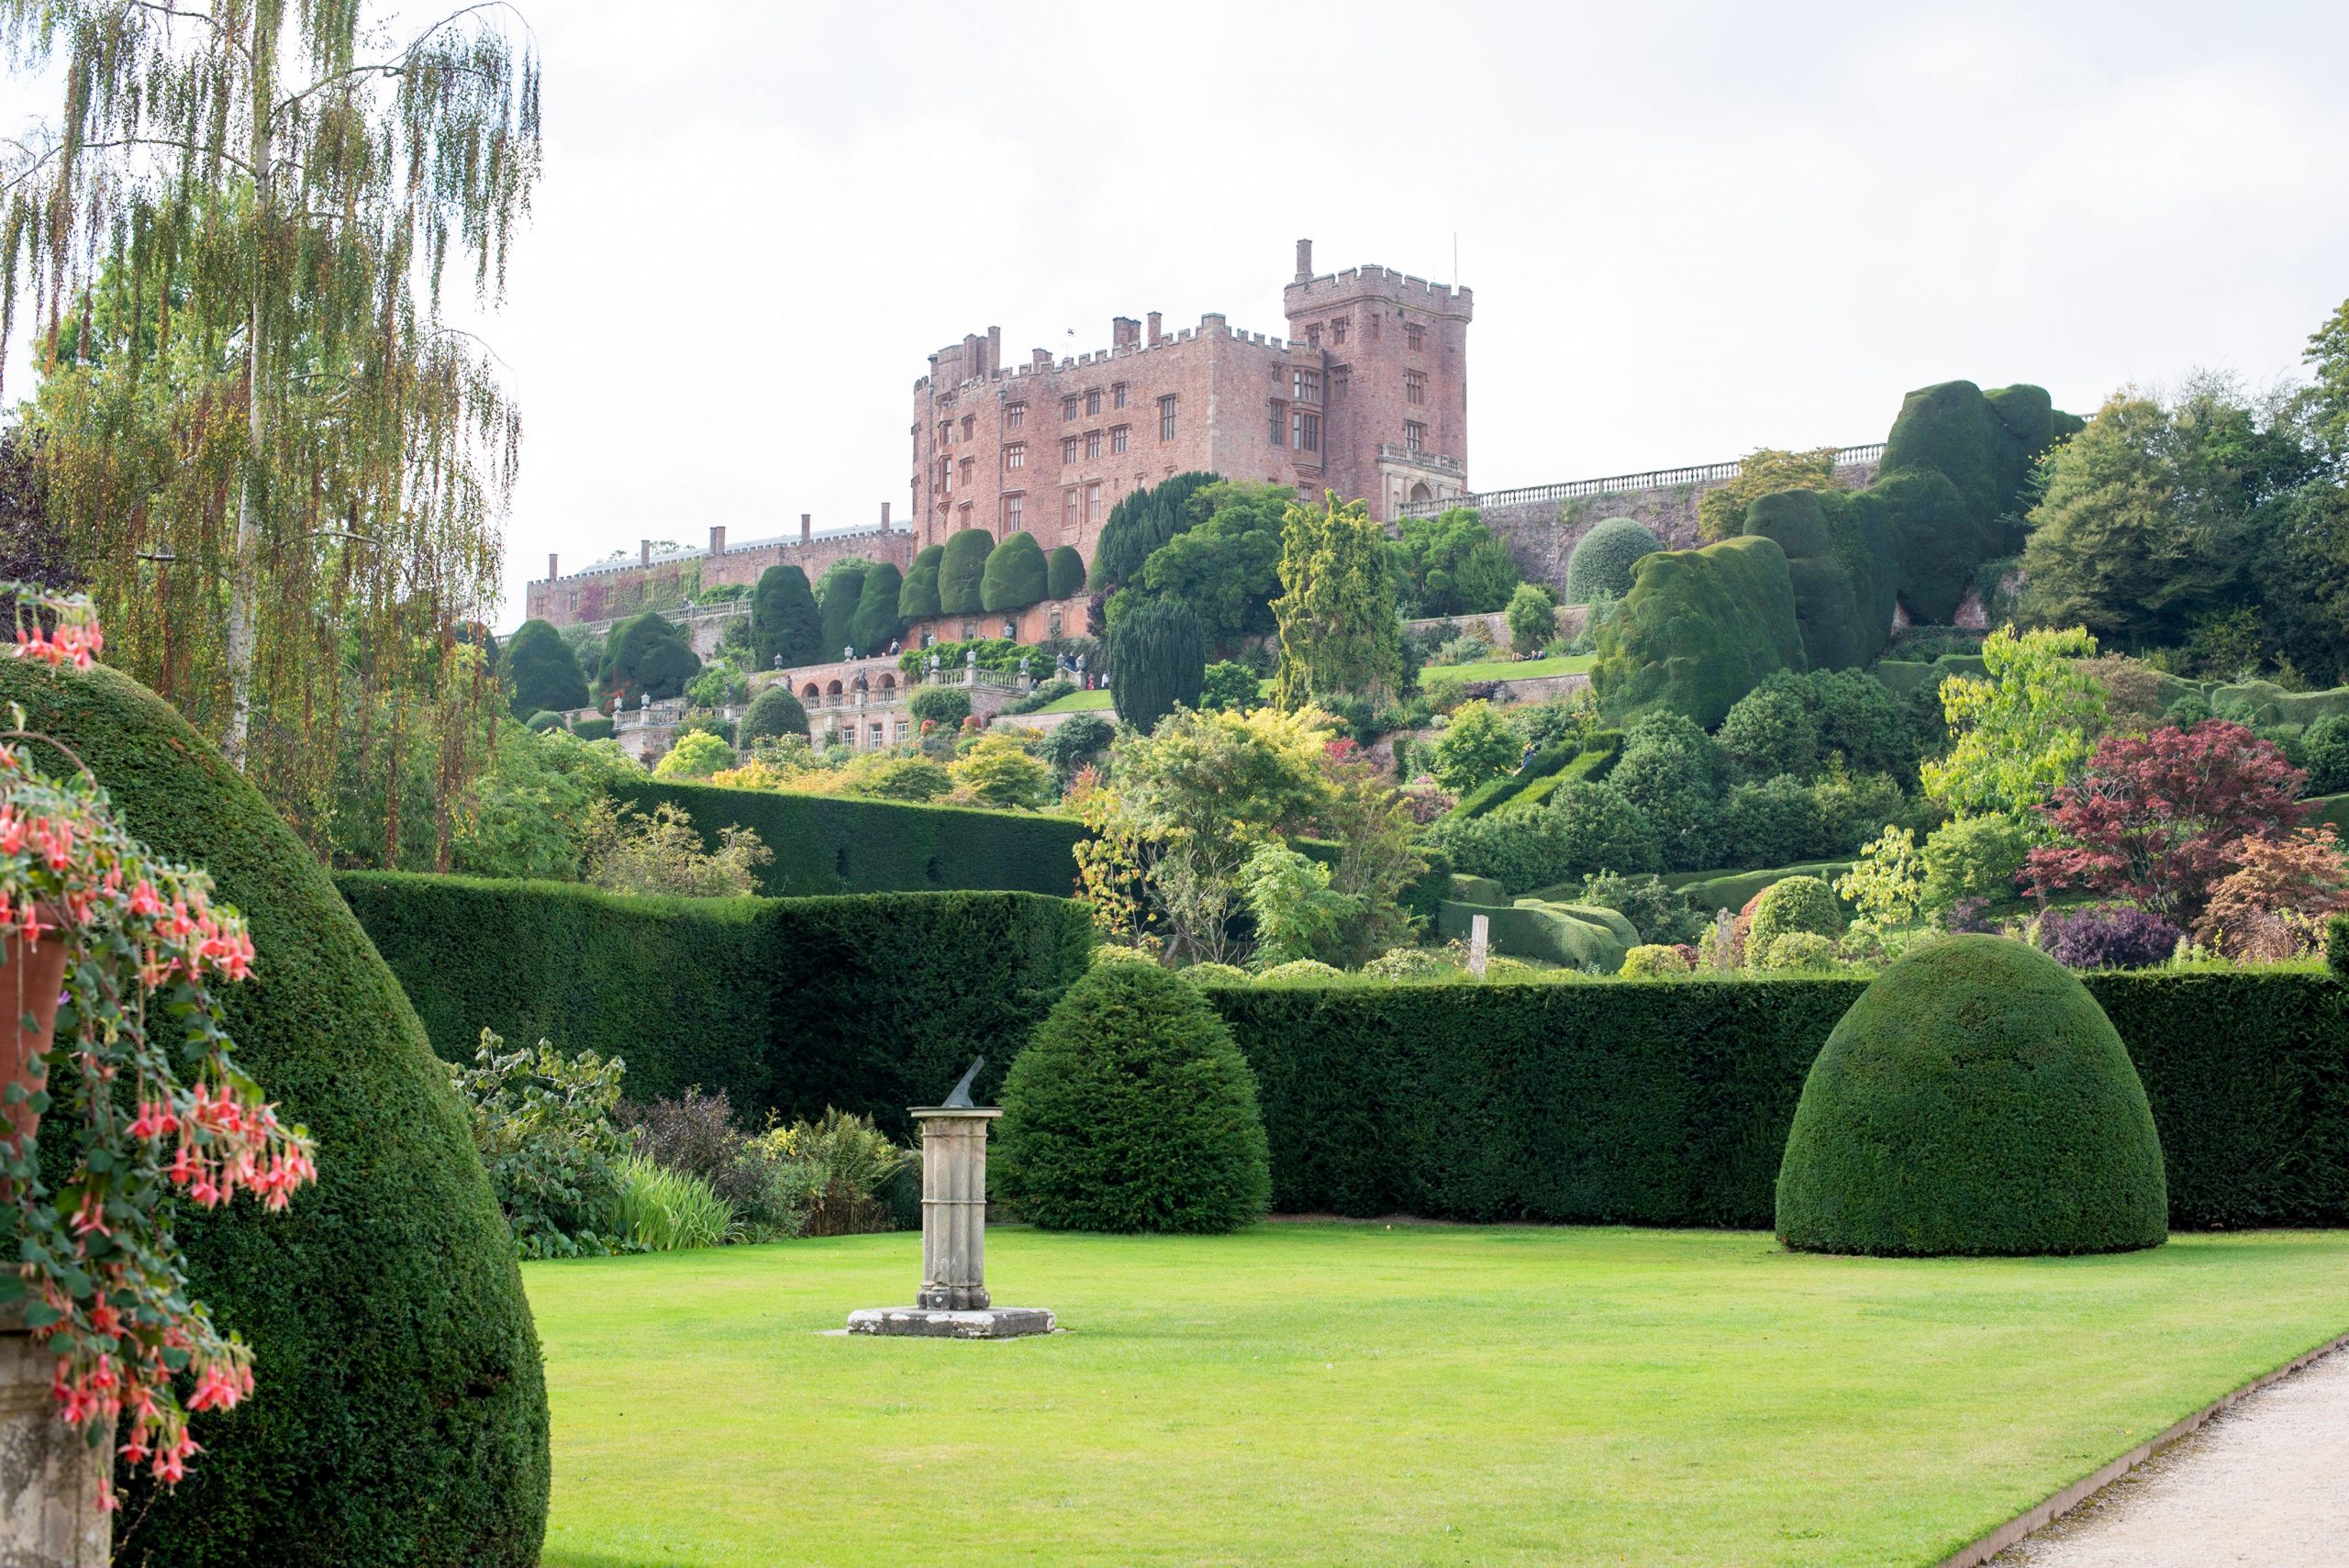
[
  {"x1": 528, "y1": 1223, "x2": 2349, "y2": 1568},
  {"x1": 1425, "y1": 652, "x2": 1596, "y2": 683},
  {"x1": 1035, "y1": 686, "x2": 1114, "y2": 713}
]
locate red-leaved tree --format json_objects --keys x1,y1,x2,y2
[{"x1": 2022, "y1": 720, "x2": 2308, "y2": 918}]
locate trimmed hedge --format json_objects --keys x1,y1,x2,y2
[
  {"x1": 1776, "y1": 938, "x2": 2168, "y2": 1255},
  {"x1": 336, "y1": 874, "x2": 1092, "y2": 1127},
  {"x1": 0, "y1": 662, "x2": 546, "y2": 1566},
  {"x1": 1202, "y1": 968, "x2": 2349, "y2": 1230},
  {"x1": 1591, "y1": 535, "x2": 1807, "y2": 728},
  {"x1": 611, "y1": 778, "x2": 1085, "y2": 897},
  {"x1": 1563, "y1": 516, "x2": 1662, "y2": 603},
  {"x1": 1434, "y1": 899, "x2": 1631, "y2": 973}
]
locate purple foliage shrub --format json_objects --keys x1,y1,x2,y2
[{"x1": 2036, "y1": 904, "x2": 2183, "y2": 970}]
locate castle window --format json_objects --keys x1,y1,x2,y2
[
  {"x1": 1064, "y1": 489, "x2": 1080, "y2": 531},
  {"x1": 1005, "y1": 442, "x2": 1025, "y2": 471},
  {"x1": 962, "y1": 415, "x2": 976, "y2": 439},
  {"x1": 1085, "y1": 482, "x2": 1103, "y2": 527},
  {"x1": 1330, "y1": 317, "x2": 1348, "y2": 346},
  {"x1": 1006, "y1": 402, "x2": 1026, "y2": 428},
  {"x1": 1085, "y1": 388, "x2": 1101, "y2": 417},
  {"x1": 1406, "y1": 321, "x2": 1426, "y2": 351},
  {"x1": 958, "y1": 500, "x2": 973, "y2": 523},
  {"x1": 1111, "y1": 424, "x2": 1130, "y2": 454},
  {"x1": 1294, "y1": 369, "x2": 1321, "y2": 405},
  {"x1": 1406, "y1": 371, "x2": 1425, "y2": 406},
  {"x1": 1062, "y1": 395, "x2": 1079, "y2": 422},
  {"x1": 1268, "y1": 399, "x2": 1286, "y2": 445},
  {"x1": 1331, "y1": 365, "x2": 1351, "y2": 395},
  {"x1": 1112, "y1": 383, "x2": 1128, "y2": 409},
  {"x1": 938, "y1": 420, "x2": 952, "y2": 446},
  {"x1": 1404, "y1": 420, "x2": 1426, "y2": 453},
  {"x1": 1061, "y1": 436, "x2": 1079, "y2": 463},
  {"x1": 1306, "y1": 323, "x2": 1321, "y2": 349},
  {"x1": 937, "y1": 456, "x2": 951, "y2": 490},
  {"x1": 1085, "y1": 429, "x2": 1102, "y2": 459},
  {"x1": 1159, "y1": 395, "x2": 1178, "y2": 441},
  {"x1": 1005, "y1": 494, "x2": 1024, "y2": 531},
  {"x1": 1292, "y1": 411, "x2": 1319, "y2": 453}
]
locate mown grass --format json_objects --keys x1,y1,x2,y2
[
  {"x1": 529, "y1": 1223, "x2": 2349, "y2": 1567},
  {"x1": 1035, "y1": 686, "x2": 1114, "y2": 713},
  {"x1": 1424, "y1": 651, "x2": 1597, "y2": 683}
]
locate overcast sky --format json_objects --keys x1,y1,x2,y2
[{"x1": 9, "y1": 3, "x2": 2349, "y2": 628}]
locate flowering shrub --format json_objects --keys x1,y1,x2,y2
[
  {"x1": 2035, "y1": 905, "x2": 2183, "y2": 969},
  {"x1": 0, "y1": 585, "x2": 316, "y2": 1509}
]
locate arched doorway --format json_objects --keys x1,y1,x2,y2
[{"x1": 1408, "y1": 480, "x2": 1433, "y2": 505}]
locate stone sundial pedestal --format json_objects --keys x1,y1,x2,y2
[{"x1": 847, "y1": 1061, "x2": 1054, "y2": 1340}]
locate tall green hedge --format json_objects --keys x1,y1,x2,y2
[
  {"x1": 1742, "y1": 489, "x2": 1898, "y2": 671},
  {"x1": 337, "y1": 876, "x2": 1092, "y2": 1127},
  {"x1": 939, "y1": 528, "x2": 994, "y2": 616},
  {"x1": 1047, "y1": 544, "x2": 1086, "y2": 600},
  {"x1": 1591, "y1": 534, "x2": 1807, "y2": 727},
  {"x1": 898, "y1": 545, "x2": 945, "y2": 619},
  {"x1": 613, "y1": 777, "x2": 1085, "y2": 897},
  {"x1": 981, "y1": 530, "x2": 1050, "y2": 612},
  {"x1": 0, "y1": 662, "x2": 546, "y2": 1566},
  {"x1": 1203, "y1": 970, "x2": 2349, "y2": 1230}
]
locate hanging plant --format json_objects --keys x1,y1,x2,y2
[{"x1": 0, "y1": 584, "x2": 316, "y2": 1511}]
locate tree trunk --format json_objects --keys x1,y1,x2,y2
[{"x1": 223, "y1": 11, "x2": 276, "y2": 767}]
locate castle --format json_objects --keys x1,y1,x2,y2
[
  {"x1": 911, "y1": 238, "x2": 1473, "y2": 557},
  {"x1": 522, "y1": 239, "x2": 1474, "y2": 636}
]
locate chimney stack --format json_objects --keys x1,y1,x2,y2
[
  {"x1": 800, "y1": 513, "x2": 813, "y2": 545},
  {"x1": 546, "y1": 551, "x2": 558, "y2": 581},
  {"x1": 1032, "y1": 348, "x2": 1051, "y2": 369},
  {"x1": 1146, "y1": 310, "x2": 1163, "y2": 344},
  {"x1": 1295, "y1": 238, "x2": 1313, "y2": 283},
  {"x1": 881, "y1": 501, "x2": 892, "y2": 528},
  {"x1": 986, "y1": 326, "x2": 1001, "y2": 373},
  {"x1": 639, "y1": 539, "x2": 651, "y2": 568},
  {"x1": 709, "y1": 525, "x2": 728, "y2": 558},
  {"x1": 1112, "y1": 316, "x2": 1141, "y2": 350}
]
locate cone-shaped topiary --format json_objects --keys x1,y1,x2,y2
[
  {"x1": 939, "y1": 528, "x2": 994, "y2": 615},
  {"x1": 996, "y1": 962, "x2": 1270, "y2": 1233},
  {"x1": 1564, "y1": 516, "x2": 1662, "y2": 603},
  {"x1": 752, "y1": 563, "x2": 823, "y2": 669},
  {"x1": 1775, "y1": 935, "x2": 2168, "y2": 1256},
  {"x1": 897, "y1": 544, "x2": 945, "y2": 619},
  {"x1": 852, "y1": 562, "x2": 906, "y2": 652},
  {"x1": 1047, "y1": 544, "x2": 1086, "y2": 600},
  {"x1": 981, "y1": 530, "x2": 1050, "y2": 612},
  {"x1": 0, "y1": 660, "x2": 547, "y2": 1563}
]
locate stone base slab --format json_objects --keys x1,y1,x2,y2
[{"x1": 844, "y1": 1307, "x2": 1055, "y2": 1340}]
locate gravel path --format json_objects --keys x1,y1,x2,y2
[{"x1": 1989, "y1": 1344, "x2": 2349, "y2": 1567}]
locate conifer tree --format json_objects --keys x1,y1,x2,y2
[
  {"x1": 1108, "y1": 596, "x2": 1207, "y2": 735},
  {"x1": 1271, "y1": 495, "x2": 1403, "y2": 709},
  {"x1": 939, "y1": 528, "x2": 993, "y2": 615},
  {"x1": 818, "y1": 562, "x2": 869, "y2": 658},
  {"x1": 1048, "y1": 545, "x2": 1086, "y2": 600},
  {"x1": 502, "y1": 619, "x2": 587, "y2": 718},
  {"x1": 0, "y1": 2, "x2": 540, "y2": 859}
]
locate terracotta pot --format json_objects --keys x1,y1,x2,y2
[{"x1": 1, "y1": 924, "x2": 72, "y2": 1151}]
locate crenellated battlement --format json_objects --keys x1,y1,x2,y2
[
  {"x1": 1284, "y1": 262, "x2": 1474, "y2": 317},
  {"x1": 913, "y1": 312, "x2": 1305, "y2": 395}
]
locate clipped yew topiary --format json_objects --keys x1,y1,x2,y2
[
  {"x1": 996, "y1": 962, "x2": 1271, "y2": 1233},
  {"x1": 1564, "y1": 516, "x2": 1663, "y2": 603},
  {"x1": 939, "y1": 528, "x2": 995, "y2": 616},
  {"x1": 740, "y1": 683, "x2": 810, "y2": 741},
  {"x1": 1047, "y1": 544, "x2": 1086, "y2": 600},
  {"x1": 1775, "y1": 935, "x2": 2168, "y2": 1256},
  {"x1": 981, "y1": 530, "x2": 1050, "y2": 612},
  {"x1": 0, "y1": 661, "x2": 546, "y2": 1565},
  {"x1": 1748, "y1": 874, "x2": 1842, "y2": 956}
]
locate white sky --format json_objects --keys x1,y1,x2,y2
[{"x1": 8, "y1": 2, "x2": 2349, "y2": 629}]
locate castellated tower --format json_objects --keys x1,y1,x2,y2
[
  {"x1": 907, "y1": 239, "x2": 1472, "y2": 562},
  {"x1": 1283, "y1": 237, "x2": 1474, "y2": 524}
]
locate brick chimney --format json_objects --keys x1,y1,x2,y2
[
  {"x1": 1295, "y1": 237, "x2": 1313, "y2": 283},
  {"x1": 639, "y1": 539, "x2": 651, "y2": 568},
  {"x1": 708, "y1": 525, "x2": 727, "y2": 557},
  {"x1": 1112, "y1": 316, "x2": 1140, "y2": 350},
  {"x1": 1032, "y1": 348, "x2": 1051, "y2": 369},
  {"x1": 800, "y1": 513, "x2": 812, "y2": 544},
  {"x1": 986, "y1": 325, "x2": 1001, "y2": 373},
  {"x1": 880, "y1": 501, "x2": 892, "y2": 528},
  {"x1": 1146, "y1": 310, "x2": 1163, "y2": 344},
  {"x1": 546, "y1": 551, "x2": 558, "y2": 581}
]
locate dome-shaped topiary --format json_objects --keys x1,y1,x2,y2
[
  {"x1": 0, "y1": 661, "x2": 546, "y2": 1564},
  {"x1": 1775, "y1": 935, "x2": 2167, "y2": 1256},
  {"x1": 1748, "y1": 875, "x2": 1842, "y2": 957},
  {"x1": 1564, "y1": 516, "x2": 1663, "y2": 603},
  {"x1": 740, "y1": 683, "x2": 810, "y2": 742},
  {"x1": 1756, "y1": 930, "x2": 1841, "y2": 971},
  {"x1": 996, "y1": 962, "x2": 1270, "y2": 1233}
]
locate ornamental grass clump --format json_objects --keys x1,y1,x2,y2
[
  {"x1": 0, "y1": 585, "x2": 317, "y2": 1511},
  {"x1": 996, "y1": 962, "x2": 1269, "y2": 1234},
  {"x1": 1776, "y1": 935, "x2": 2167, "y2": 1257}
]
